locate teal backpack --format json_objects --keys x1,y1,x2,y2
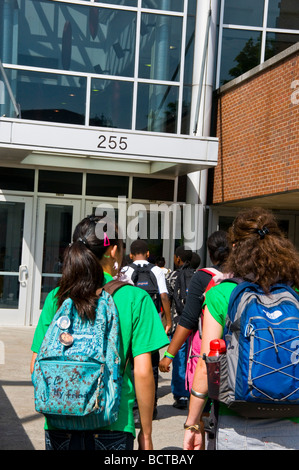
[{"x1": 32, "y1": 280, "x2": 128, "y2": 430}]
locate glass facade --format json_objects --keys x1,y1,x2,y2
[
  {"x1": 86, "y1": 173, "x2": 129, "y2": 197},
  {"x1": 38, "y1": 170, "x2": 83, "y2": 194},
  {"x1": 13, "y1": 68, "x2": 87, "y2": 124},
  {"x1": 0, "y1": 167, "x2": 34, "y2": 191},
  {"x1": 0, "y1": 0, "x2": 196, "y2": 135},
  {"x1": 220, "y1": 29, "x2": 262, "y2": 83},
  {"x1": 223, "y1": 0, "x2": 265, "y2": 27},
  {"x1": 142, "y1": 0, "x2": 184, "y2": 12},
  {"x1": 1, "y1": 0, "x2": 298, "y2": 127},
  {"x1": 267, "y1": 0, "x2": 299, "y2": 30},
  {"x1": 132, "y1": 176, "x2": 174, "y2": 200},
  {"x1": 0, "y1": 201, "x2": 24, "y2": 308},
  {"x1": 136, "y1": 82, "x2": 179, "y2": 132},
  {"x1": 218, "y1": 0, "x2": 299, "y2": 85},
  {"x1": 138, "y1": 13, "x2": 182, "y2": 81},
  {"x1": 89, "y1": 78, "x2": 133, "y2": 129}
]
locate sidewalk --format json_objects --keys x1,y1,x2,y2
[{"x1": 0, "y1": 327, "x2": 187, "y2": 451}]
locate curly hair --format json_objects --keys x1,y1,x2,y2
[{"x1": 224, "y1": 207, "x2": 299, "y2": 292}]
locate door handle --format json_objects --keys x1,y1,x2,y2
[{"x1": 18, "y1": 265, "x2": 29, "y2": 287}]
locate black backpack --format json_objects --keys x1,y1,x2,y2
[
  {"x1": 130, "y1": 263, "x2": 161, "y2": 312},
  {"x1": 173, "y1": 266, "x2": 195, "y2": 315}
]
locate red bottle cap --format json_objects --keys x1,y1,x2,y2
[{"x1": 209, "y1": 339, "x2": 226, "y2": 354}]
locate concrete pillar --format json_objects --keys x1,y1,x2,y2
[{"x1": 185, "y1": 0, "x2": 219, "y2": 264}]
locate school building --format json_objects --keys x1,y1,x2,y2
[{"x1": 0, "y1": 0, "x2": 298, "y2": 326}]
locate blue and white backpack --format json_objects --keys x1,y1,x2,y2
[
  {"x1": 32, "y1": 280, "x2": 128, "y2": 430},
  {"x1": 205, "y1": 280, "x2": 299, "y2": 418}
]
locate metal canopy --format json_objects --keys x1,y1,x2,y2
[{"x1": 0, "y1": 118, "x2": 218, "y2": 176}]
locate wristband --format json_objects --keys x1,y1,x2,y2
[
  {"x1": 164, "y1": 350, "x2": 175, "y2": 360},
  {"x1": 191, "y1": 388, "x2": 208, "y2": 399},
  {"x1": 184, "y1": 422, "x2": 200, "y2": 432}
]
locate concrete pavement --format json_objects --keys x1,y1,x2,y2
[{"x1": 0, "y1": 327, "x2": 188, "y2": 451}]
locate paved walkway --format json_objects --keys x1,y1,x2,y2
[{"x1": 0, "y1": 327, "x2": 187, "y2": 451}]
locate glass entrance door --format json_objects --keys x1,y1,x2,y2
[
  {"x1": 0, "y1": 195, "x2": 32, "y2": 325},
  {"x1": 31, "y1": 198, "x2": 81, "y2": 325},
  {"x1": 85, "y1": 200, "x2": 174, "y2": 267},
  {"x1": 130, "y1": 206, "x2": 173, "y2": 266}
]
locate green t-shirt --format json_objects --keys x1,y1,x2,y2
[
  {"x1": 203, "y1": 281, "x2": 236, "y2": 329},
  {"x1": 203, "y1": 282, "x2": 299, "y2": 422},
  {"x1": 31, "y1": 272, "x2": 169, "y2": 436}
]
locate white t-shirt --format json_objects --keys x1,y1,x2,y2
[{"x1": 122, "y1": 260, "x2": 168, "y2": 294}]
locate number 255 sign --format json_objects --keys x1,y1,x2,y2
[{"x1": 98, "y1": 134, "x2": 128, "y2": 151}]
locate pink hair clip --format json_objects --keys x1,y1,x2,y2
[{"x1": 104, "y1": 232, "x2": 110, "y2": 247}]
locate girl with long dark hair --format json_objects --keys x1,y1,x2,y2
[{"x1": 31, "y1": 215, "x2": 169, "y2": 450}]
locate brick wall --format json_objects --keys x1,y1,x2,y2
[{"x1": 213, "y1": 48, "x2": 299, "y2": 204}]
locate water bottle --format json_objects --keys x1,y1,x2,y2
[
  {"x1": 206, "y1": 339, "x2": 226, "y2": 400},
  {"x1": 208, "y1": 339, "x2": 226, "y2": 357}
]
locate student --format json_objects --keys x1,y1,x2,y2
[
  {"x1": 159, "y1": 231, "x2": 230, "y2": 374},
  {"x1": 30, "y1": 215, "x2": 169, "y2": 451},
  {"x1": 155, "y1": 256, "x2": 171, "y2": 276},
  {"x1": 183, "y1": 207, "x2": 299, "y2": 450},
  {"x1": 165, "y1": 246, "x2": 193, "y2": 410},
  {"x1": 125, "y1": 240, "x2": 172, "y2": 335},
  {"x1": 124, "y1": 240, "x2": 171, "y2": 421},
  {"x1": 159, "y1": 231, "x2": 229, "y2": 448},
  {"x1": 190, "y1": 252, "x2": 201, "y2": 270}
]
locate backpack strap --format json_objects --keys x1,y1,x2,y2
[
  {"x1": 102, "y1": 279, "x2": 131, "y2": 374},
  {"x1": 102, "y1": 279, "x2": 130, "y2": 295},
  {"x1": 129, "y1": 263, "x2": 156, "y2": 282},
  {"x1": 96, "y1": 279, "x2": 130, "y2": 297},
  {"x1": 178, "y1": 267, "x2": 187, "y2": 297},
  {"x1": 199, "y1": 267, "x2": 221, "y2": 276}
]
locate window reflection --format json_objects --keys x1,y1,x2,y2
[
  {"x1": 184, "y1": 22, "x2": 195, "y2": 85},
  {"x1": 142, "y1": 0, "x2": 184, "y2": 12},
  {"x1": 223, "y1": 0, "x2": 264, "y2": 27},
  {"x1": 220, "y1": 29, "x2": 261, "y2": 84},
  {"x1": 187, "y1": 0, "x2": 197, "y2": 15},
  {"x1": 267, "y1": 0, "x2": 299, "y2": 29},
  {"x1": 0, "y1": 168, "x2": 34, "y2": 192},
  {"x1": 181, "y1": 1, "x2": 196, "y2": 135},
  {"x1": 38, "y1": 170, "x2": 82, "y2": 195},
  {"x1": 265, "y1": 32, "x2": 299, "y2": 61},
  {"x1": 86, "y1": 174, "x2": 129, "y2": 197},
  {"x1": 136, "y1": 82, "x2": 178, "y2": 133},
  {"x1": 0, "y1": 202, "x2": 24, "y2": 273},
  {"x1": 0, "y1": 0, "x2": 194, "y2": 135},
  {"x1": 132, "y1": 177, "x2": 174, "y2": 200},
  {"x1": 181, "y1": 86, "x2": 192, "y2": 135},
  {"x1": 139, "y1": 13, "x2": 182, "y2": 81},
  {"x1": 98, "y1": 0, "x2": 137, "y2": 5},
  {"x1": 40, "y1": 204, "x2": 73, "y2": 308},
  {"x1": 11, "y1": 69, "x2": 86, "y2": 124},
  {"x1": 14, "y1": 0, "x2": 136, "y2": 77},
  {"x1": 42, "y1": 204, "x2": 72, "y2": 276},
  {"x1": 89, "y1": 79, "x2": 133, "y2": 129},
  {"x1": 0, "y1": 202, "x2": 24, "y2": 309}
]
